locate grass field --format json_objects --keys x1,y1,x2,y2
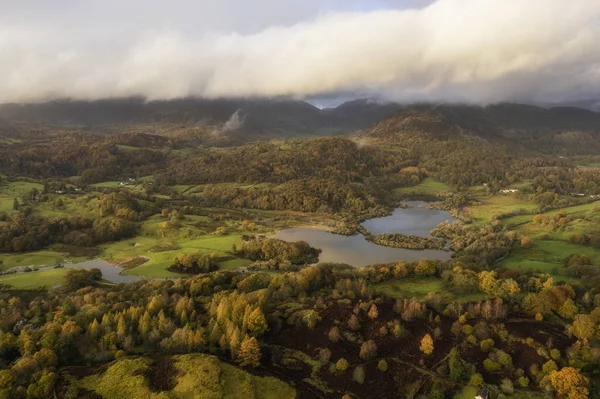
[
  {"x1": 394, "y1": 178, "x2": 451, "y2": 196},
  {"x1": 104, "y1": 232, "x2": 247, "y2": 278},
  {"x1": 373, "y1": 278, "x2": 487, "y2": 303},
  {"x1": 0, "y1": 268, "x2": 71, "y2": 289},
  {"x1": 0, "y1": 250, "x2": 77, "y2": 271},
  {"x1": 466, "y1": 195, "x2": 538, "y2": 224},
  {"x1": 499, "y1": 199, "x2": 600, "y2": 277},
  {"x1": 501, "y1": 240, "x2": 600, "y2": 277},
  {"x1": 66, "y1": 354, "x2": 295, "y2": 399},
  {"x1": 0, "y1": 181, "x2": 45, "y2": 213}
]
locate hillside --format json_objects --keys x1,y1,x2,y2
[
  {"x1": 359, "y1": 103, "x2": 600, "y2": 154},
  {"x1": 0, "y1": 97, "x2": 401, "y2": 141}
]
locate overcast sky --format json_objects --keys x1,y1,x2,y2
[{"x1": 1, "y1": 0, "x2": 600, "y2": 104}]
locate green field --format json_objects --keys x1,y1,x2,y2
[
  {"x1": 499, "y1": 199, "x2": 600, "y2": 277},
  {"x1": 373, "y1": 278, "x2": 486, "y2": 303},
  {"x1": 466, "y1": 195, "x2": 538, "y2": 224},
  {"x1": 0, "y1": 250, "x2": 77, "y2": 271},
  {"x1": 64, "y1": 354, "x2": 295, "y2": 399},
  {"x1": 394, "y1": 178, "x2": 451, "y2": 196},
  {"x1": 501, "y1": 240, "x2": 600, "y2": 276},
  {"x1": 0, "y1": 268, "x2": 71, "y2": 289},
  {"x1": 0, "y1": 181, "x2": 45, "y2": 213},
  {"x1": 104, "y1": 233, "x2": 247, "y2": 278}
]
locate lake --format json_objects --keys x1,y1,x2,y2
[
  {"x1": 9, "y1": 260, "x2": 140, "y2": 284},
  {"x1": 274, "y1": 202, "x2": 457, "y2": 267},
  {"x1": 361, "y1": 201, "x2": 456, "y2": 236},
  {"x1": 63, "y1": 260, "x2": 140, "y2": 283}
]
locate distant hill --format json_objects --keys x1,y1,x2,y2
[
  {"x1": 0, "y1": 97, "x2": 402, "y2": 140},
  {"x1": 358, "y1": 103, "x2": 600, "y2": 154}
]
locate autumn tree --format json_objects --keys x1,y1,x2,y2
[
  {"x1": 352, "y1": 366, "x2": 365, "y2": 384},
  {"x1": 368, "y1": 304, "x2": 379, "y2": 320},
  {"x1": 420, "y1": 334, "x2": 434, "y2": 355},
  {"x1": 378, "y1": 359, "x2": 388, "y2": 372},
  {"x1": 328, "y1": 326, "x2": 342, "y2": 343},
  {"x1": 549, "y1": 367, "x2": 589, "y2": 399},
  {"x1": 336, "y1": 358, "x2": 349, "y2": 372},
  {"x1": 569, "y1": 314, "x2": 596, "y2": 341},
  {"x1": 359, "y1": 340, "x2": 377, "y2": 361},
  {"x1": 236, "y1": 336, "x2": 261, "y2": 368},
  {"x1": 247, "y1": 308, "x2": 268, "y2": 337},
  {"x1": 348, "y1": 314, "x2": 360, "y2": 331}
]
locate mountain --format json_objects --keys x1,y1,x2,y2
[
  {"x1": 0, "y1": 97, "x2": 402, "y2": 139},
  {"x1": 358, "y1": 103, "x2": 600, "y2": 154}
]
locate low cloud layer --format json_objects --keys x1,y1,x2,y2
[{"x1": 1, "y1": 0, "x2": 600, "y2": 104}]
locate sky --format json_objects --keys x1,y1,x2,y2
[{"x1": 1, "y1": 0, "x2": 600, "y2": 104}]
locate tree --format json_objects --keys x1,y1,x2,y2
[
  {"x1": 236, "y1": 336, "x2": 261, "y2": 368},
  {"x1": 420, "y1": 334, "x2": 434, "y2": 355},
  {"x1": 469, "y1": 373, "x2": 483, "y2": 387},
  {"x1": 367, "y1": 304, "x2": 379, "y2": 319},
  {"x1": 480, "y1": 339, "x2": 495, "y2": 352},
  {"x1": 247, "y1": 308, "x2": 268, "y2": 337},
  {"x1": 558, "y1": 299, "x2": 578, "y2": 320},
  {"x1": 359, "y1": 340, "x2": 377, "y2": 361},
  {"x1": 569, "y1": 314, "x2": 596, "y2": 341},
  {"x1": 12, "y1": 198, "x2": 18, "y2": 211},
  {"x1": 500, "y1": 378, "x2": 514, "y2": 395},
  {"x1": 328, "y1": 326, "x2": 342, "y2": 343},
  {"x1": 542, "y1": 360, "x2": 558, "y2": 375},
  {"x1": 336, "y1": 358, "x2": 349, "y2": 372},
  {"x1": 26, "y1": 370, "x2": 58, "y2": 399},
  {"x1": 520, "y1": 236, "x2": 534, "y2": 248},
  {"x1": 549, "y1": 367, "x2": 589, "y2": 399},
  {"x1": 377, "y1": 359, "x2": 388, "y2": 372},
  {"x1": 352, "y1": 366, "x2": 365, "y2": 384},
  {"x1": 347, "y1": 314, "x2": 360, "y2": 331}
]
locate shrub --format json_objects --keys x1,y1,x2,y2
[{"x1": 377, "y1": 359, "x2": 388, "y2": 372}]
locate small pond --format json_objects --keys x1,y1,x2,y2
[
  {"x1": 274, "y1": 202, "x2": 457, "y2": 267},
  {"x1": 10, "y1": 260, "x2": 139, "y2": 284},
  {"x1": 62, "y1": 260, "x2": 140, "y2": 283}
]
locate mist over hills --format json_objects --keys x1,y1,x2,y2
[
  {"x1": 0, "y1": 97, "x2": 402, "y2": 138},
  {"x1": 1, "y1": 98, "x2": 600, "y2": 152}
]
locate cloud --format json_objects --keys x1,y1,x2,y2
[
  {"x1": 1, "y1": 0, "x2": 600, "y2": 104},
  {"x1": 213, "y1": 109, "x2": 246, "y2": 136}
]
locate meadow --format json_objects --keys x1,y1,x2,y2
[
  {"x1": 373, "y1": 277, "x2": 487, "y2": 304},
  {"x1": 63, "y1": 354, "x2": 295, "y2": 399},
  {"x1": 0, "y1": 268, "x2": 70, "y2": 289},
  {"x1": 394, "y1": 177, "x2": 451, "y2": 195}
]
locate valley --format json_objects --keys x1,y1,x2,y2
[{"x1": 0, "y1": 100, "x2": 599, "y2": 399}]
